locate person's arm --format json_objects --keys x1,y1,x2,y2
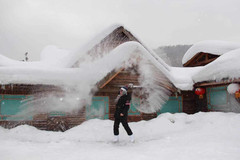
[{"x1": 120, "y1": 99, "x2": 131, "y2": 116}]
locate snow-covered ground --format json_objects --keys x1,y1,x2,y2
[{"x1": 1, "y1": 112, "x2": 240, "y2": 160}]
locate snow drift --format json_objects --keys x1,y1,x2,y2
[{"x1": 0, "y1": 112, "x2": 240, "y2": 160}]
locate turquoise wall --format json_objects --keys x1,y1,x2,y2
[
  {"x1": 87, "y1": 96, "x2": 183, "y2": 120},
  {"x1": 129, "y1": 97, "x2": 141, "y2": 115},
  {"x1": 86, "y1": 96, "x2": 109, "y2": 120},
  {"x1": 206, "y1": 86, "x2": 229, "y2": 111},
  {"x1": 1, "y1": 87, "x2": 236, "y2": 121},
  {"x1": 1, "y1": 94, "x2": 183, "y2": 121},
  {"x1": 157, "y1": 96, "x2": 183, "y2": 115},
  {"x1": 0, "y1": 95, "x2": 32, "y2": 120}
]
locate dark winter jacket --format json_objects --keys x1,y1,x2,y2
[{"x1": 114, "y1": 94, "x2": 131, "y2": 118}]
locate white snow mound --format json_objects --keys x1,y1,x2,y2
[{"x1": 0, "y1": 112, "x2": 240, "y2": 160}]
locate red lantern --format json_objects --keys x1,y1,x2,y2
[
  {"x1": 195, "y1": 88, "x2": 206, "y2": 99},
  {"x1": 235, "y1": 89, "x2": 240, "y2": 99}
]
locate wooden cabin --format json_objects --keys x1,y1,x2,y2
[
  {"x1": 0, "y1": 26, "x2": 188, "y2": 131},
  {"x1": 181, "y1": 40, "x2": 240, "y2": 113},
  {"x1": 184, "y1": 52, "x2": 240, "y2": 113}
]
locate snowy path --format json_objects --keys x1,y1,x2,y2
[{"x1": 1, "y1": 112, "x2": 240, "y2": 160}]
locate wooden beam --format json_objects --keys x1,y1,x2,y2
[
  {"x1": 99, "y1": 68, "x2": 124, "y2": 89},
  {"x1": 195, "y1": 79, "x2": 240, "y2": 87}
]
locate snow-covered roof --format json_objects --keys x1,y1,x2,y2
[
  {"x1": 182, "y1": 40, "x2": 240, "y2": 65},
  {"x1": 0, "y1": 42, "x2": 137, "y2": 86},
  {"x1": 0, "y1": 24, "x2": 173, "y2": 86},
  {"x1": 0, "y1": 45, "x2": 71, "y2": 68},
  {"x1": 192, "y1": 48, "x2": 240, "y2": 83},
  {"x1": 2, "y1": 40, "x2": 240, "y2": 91},
  {"x1": 62, "y1": 24, "x2": 123, "y2": 68},
  {"x1": 1, "y1": 26, "x2": 240, "y2": 92}
]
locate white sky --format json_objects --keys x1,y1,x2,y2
[{"x1": 0, "y1": 0, "x2": 240, "y2": 61}]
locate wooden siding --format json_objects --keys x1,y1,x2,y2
[
  {"x1": 194, "y1": 78, "x2": 240, "y2": 88},
  {"x1": 0, "y1": 84, "x2": 62, "y2": 95}
]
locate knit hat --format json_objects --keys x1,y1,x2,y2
[
  {"x1": 121, "y1": 86, "x2": 128, "y2": 92},
  {"x1": 120, "y1": 86, "x2": 128, "y2": 95}
]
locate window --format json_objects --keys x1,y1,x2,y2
[{"x1": 0, "y1": 95, "x2": 33, "y2": 120}]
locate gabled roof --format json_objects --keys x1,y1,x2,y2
[
  {"x1": 182, "y1": 40, "x2": 240, "y2": 66},
  {"x1": 70, "y1": 25, "x2": 170, "y2": 73},
  {"x1": 71, "y1": 25, "x2": 140, "y2": 67},
  {"x1": 192, "y1": 48, "x2": 240, "y2": 84},
  {"x1": 97, "y1": 68, "x2": 124, "y2": 89},
  {"x1": 183, "y1": 52, "x2": 219, "y2": 67}
]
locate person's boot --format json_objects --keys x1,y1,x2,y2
[
  {"x1": 129, "y1": 135, "x2": 135, "y2": 143},
  {"x1": 113, "y1": 135, "x2": 119, "y2": 143}
]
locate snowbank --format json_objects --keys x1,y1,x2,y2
[
  {"x1": 0, "y1": 112, "x2": 240, "y2": 160},
  {"x1": 182, "y1": 40, "x2": 240, "y2": 64}
]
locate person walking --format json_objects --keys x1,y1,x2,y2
[{"x1": 113, "y1": 86, "x2": 134, "y2": 143}]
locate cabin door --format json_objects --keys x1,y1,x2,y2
[{"x1": 86, "y1": 96, "x2": 109, "y2": 120}]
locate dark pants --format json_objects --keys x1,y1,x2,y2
[{"x1": 114, "y1": 117, "x2": 133, "y2": 136}]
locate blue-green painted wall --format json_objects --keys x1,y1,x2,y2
[
  {"x1": 157, "y1": 96, "x2": 183, "y2": 115},
  {"x1": 206, "y1": 86, "x2": 232, "y2": 112},
  {"x1": 129, "y1": 97, "x2": 141, "y2": 115},
  {"x1": 0, "y1": 94, "x2": 33, "y2": 120},
  {"x1": 86, "y1": 96, "x2": 109, "y2": 120}
]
